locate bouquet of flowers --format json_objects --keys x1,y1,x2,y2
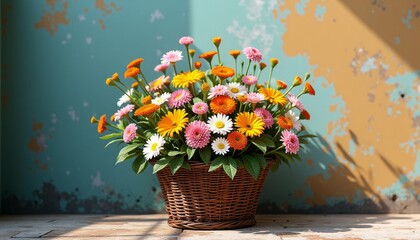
[{"x1": 91, "y1": 36, "x2": 316, "y2": 180}]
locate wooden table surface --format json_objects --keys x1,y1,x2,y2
[{"x1": 0, "y1": 214, "x2": 419, "y2": 240}]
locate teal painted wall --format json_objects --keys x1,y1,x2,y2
[{"x1": 1, "y1": 0, "x2": 419, "y2": 213}]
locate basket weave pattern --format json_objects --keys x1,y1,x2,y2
[{"x1": 156, "y1": 161, "x2": 272, "y2": 230}]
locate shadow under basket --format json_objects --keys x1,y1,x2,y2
[{"x1": 155, "y1": 160, "x2": 272, "y2": 230}]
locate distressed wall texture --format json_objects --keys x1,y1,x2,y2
[{"x1": 1, "y1": 0, "x2": 419, "y2": 214}]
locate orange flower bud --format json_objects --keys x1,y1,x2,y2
[
  {"x1": 259, "y1": 62, "x2": 267, "y2": 70},
  {"x1": 304, "y1": 82, "x2": 315, "y2": 95},
  {"x1": 276, "y1": 80, "x2": 287, "y2": 90},
  {"x1": 105, "y1": 78, "x2": 114, "y2": 86},
  {"x1": 270, "y1": 58, "x2": 279, "y2": 68},
  {"x1": 124, "y1": 67, "x2": 140, "y2": 79},
  {"x1": 201, "y1": 83, "x2": 210, "y2": 92},
  {"x1": 141, "y1": 95, "x2": 152, "y2": 104},
  {"x1": 110, "y1": 114, "x2": 116, "y2": 122},
  {"x1": 131, "y1": 81, "x2": 139, "y2": 88},
  {"x1": 213, "y1": 36, "x2": 222, "y2": 47},
  {"x1": 194, "y1": 61, "x2": 202, "y2": 69},
  {"x1": 292, "y1": 76, "x2": 302, "y2": 87},
  {"x1": 256, "y1": 84, "x2": 264, "y2": 89},
  {"x1": 97, "y1": 114, "x2": 107, "y2": 134},
  {"x1": 111, "y1": 72, "x2": 120, "y2": 81},
  {"x1": 164, "y1": 79, "x2": 171, "y2": 86},
  {"x1": 300, "y1": 110, "x2": 311, "y2": 120}
]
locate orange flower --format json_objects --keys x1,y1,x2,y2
[
  {"x1": 259, "y1": 62, "x2": 267, "y2": 70},
  {"x1": 227, "y1": 131, "x2": 248, "y2": 150},
  {"x1": 194, "y1": 61, "x2": 202, "y2": 69},
  {"x1": 212, "y1": 66, "x2": 235, "y2": 79},
  {"x1": 210, "y1": 95, "x2": 236, "y2": 115},
  {"x1": 229, "y1": 50, "x2": 241, "y2": 58},
  {"x1": 213, "y1": 36, "x2": 222, "y2": 47},
  {"x1": 126, "y1": 58, "x2": 144, "y2": 68},
  {"x1": 199, "y1": 51, "x2": 217, "y2": 61},
  {"x1": 131, "y1": 81, "x2": 139, "y2": 88},
  {"x1": 134, "y1": 104, "x2": 159, "y2": 117},
  {"x1": 304, "y1": 82, "x2": 316, "y2": 95},
  {"x1": 276, "y1": 116, "x2": 293, "y2": 130},
  {"x1": 141, "y1": 96, "x2": 152, "y2": 105},
  {"x1": 276, "y1": 80, "x2": 287, "y2": 90},
  {"x1": 292, "y1": 76, "x2": 302, "y2": 87},
  {"x1": 124, "y1": 67, "x2": 140, "y2": 79},
  {"x1": 300, "y1": 110, "x2": 311, "y2": 120},
  {"x1": 97, "y1": 114, "x2": 107, "y2": 134}
]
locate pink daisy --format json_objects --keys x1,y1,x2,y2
[
  {"x1": 208, "y1": 84, "x2": 228, "y2": 99},
  {"x1": 287, "y1": 93, "x2": 305, "y2": 111},
  {"x1": 114, "y1": 104, "x2": 135, "y2": 121},
  {"x1": 254, "y1": 108, "x2": 274, "y2": 129},
  {"x1": 123, "y1": 123, "x2": 137, "y2": 143},
  {"x1": 185, "y1": 120, "x2": 211, "y2": 149},
  {"x1": 192, "y1": 102, "x2": 209, "y2": 115},
  {"x1": 161, "y1": 50, "x2": 183, "y2": 64},
  {"x1": 154, "y1": 62, "x2": 170, "y2": 72},
  {"x1": 243, "y1": 47, "x2": 263, "y2": 62},
  {"x1": 168, "y1": 89, "x2": 192, "y2": 108},
  {"x1": 242, "y1": 75, "x2": 258, "y2": 85},
  {"x1": 280, "y1": 130, "x2": 300, "y2": 154},
  {"x1": 246, "y1": 92, "x2": 265, "y2": 104},
  {"x1": 179, "y1": 36, "x2": 194, "y2": 46},
  {"x1": 149, "y1": 75, "x2": 169, "y2": 92}
]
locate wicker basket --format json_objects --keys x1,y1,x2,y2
[{"x1": 155, "y1": 160, "x2": 272, "y2": 230}]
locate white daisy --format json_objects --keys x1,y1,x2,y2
[
  {"x1": 226, "y1": 82, "x2": 246, "y2": 99},
  {"x1": 152, "y1": 92, "x2": 171, "y2": 105},
  {"x1": 143, "y1": 134, "x2": 166, "y2": 161},
  {"x1": 211, "y1": 137, "x2": 230, "y2": 155},
  {"x1": 117, "y1": 88, "x2": 134, "y2": 107},
  {"x1": 207, "y1": 114, "x2": 233, "y2": 135},
  {"x1": 285, "y1": 111, "x2": 302, "y2": 131}
]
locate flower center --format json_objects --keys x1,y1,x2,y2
[
  {"x1": 231, "y1": 88, "x2": 239, "y2": 93},
  {"x1": 151, "y1": 143, "x2": 158, "y2": 151},
  {"x1": 217, "y1": 143, "x2": 225, "y2": 150},
  {"x1": 246, "y1": 124, "x2": 252, "y2": 130},
  {"x1": 175, "y1": 94, "x2": 182, "y2": 100},
  {"x1": 215, "y1": 121, "x2": 225, "y2": 129}
]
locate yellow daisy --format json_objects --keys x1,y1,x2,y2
[
  {"x1": 258, "y1": 87, "x2": 287, "y2": 105},
  {"x1": 172, "y1": 70, "x2": 205, "y2": 88},
  {"x1": 234, "y1": 112, "x2": 264, "y2": 138},
  {"x1": 156, "y1": 109, "x2": 189, "y2": 138}
]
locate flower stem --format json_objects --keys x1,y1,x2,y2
[
  {"x1": 172, "y1": 63, "x2": 178, "y2": 75},
  {"x1": 245, "y1": 59, "x2": 251, "y2": 75},
  {"x1": 216, "y1": 46, "x2": 221, "y2": 65},
  {"x1": 267, "y1": 67, "x2": 274, "y2": 87},
  {"x1": 185, "y1": 45, "x2": 192, "y2": 72}
]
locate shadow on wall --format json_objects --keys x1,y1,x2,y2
[
  {"x1": 258, "y1": 130, "x2": 418, "y2": 213},
  {"x1": 339, "y1": 0, "x2": 420, "y2": 69}
]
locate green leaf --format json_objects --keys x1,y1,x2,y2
[
  {"x1": 186, "y1": 148, "x2": 196, "y2": 160},
  {"x1": 100, "y1": 132, "x2": 122, "y2": 140},
  {"x1": 116, "y1": 152, "x2": 137, "y2": 164},
  {"x1": 209, "y1": 156, "x2": 224, "y2": 172},
  {"x1": 251, "y1": 139, "x2": 267, "y2": 153},
  {"x1": 116, "y1": 120, "x2": 126, "y2": 130},
  {"x1": 170, "y1": 157, "x2": 185, "y2": 175},
  {"x1": 253, "y1": 153, "x2": 267, "y2": 169},
  {"x1": 193, "y1": 97, "x2": 203, "y2": 104},
  {"x1": 132, "y1": 155, "x2": 148, "y2": 174},
  {"x1": 153, "y1": 157, "x2": 169, "y2": 174},
  {"x1": 118, "y1": 143, "x2": 141, "y2": 156},
  {"x1": 167, "y1": 151, "x2": 185, "y2": 157},
  {"x1": 198, "y1": 146, "x2": 212, "y2": 164},
  {"x1": 258, "y1": 134, "x2": 276, "y2": 147},
  {"x1": 223, "y1": 156, "x2": 237, "y2": 180},
  {"x1": 104, "y1": 139, "x2": 123, "y2": 148},
  {"x1": 182, "y1": 161, "x2": 191, "y2": 170},
  {"x1": 243, "y1": 155, "x2": 260, "y2": 180}
]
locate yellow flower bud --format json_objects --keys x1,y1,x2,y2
[
  {"x1": 131, "y1": 81, "x2": 139, "y2": 88},
  {"x1": 270, "y1": 58, "x2": 279, "y2": 68},
  {"x1": 111, "y1": 72, "x2": 120, "y2": 82},
  {"x1": 189, "y1": 49, "x2": 195, "y2": 57},
  {"x1": 229, "y1": 50, "x2": 241, "y2": 59},
  {"x1": 141, "y1": 96, "x2": 152, "y2": 104},
  {"x1": 90, "y1": 116, "x2": 98, "y2": 124},
  {"x1": 237, "y1": 94, "x2": 248, "y2": 103},
  {"x1": 105, "y1": 78, "x2": 114, "y2": 86}
]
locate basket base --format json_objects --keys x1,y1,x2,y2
[{"x1": 168, "y1": 216, "x2": 256, "y2": 230}]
